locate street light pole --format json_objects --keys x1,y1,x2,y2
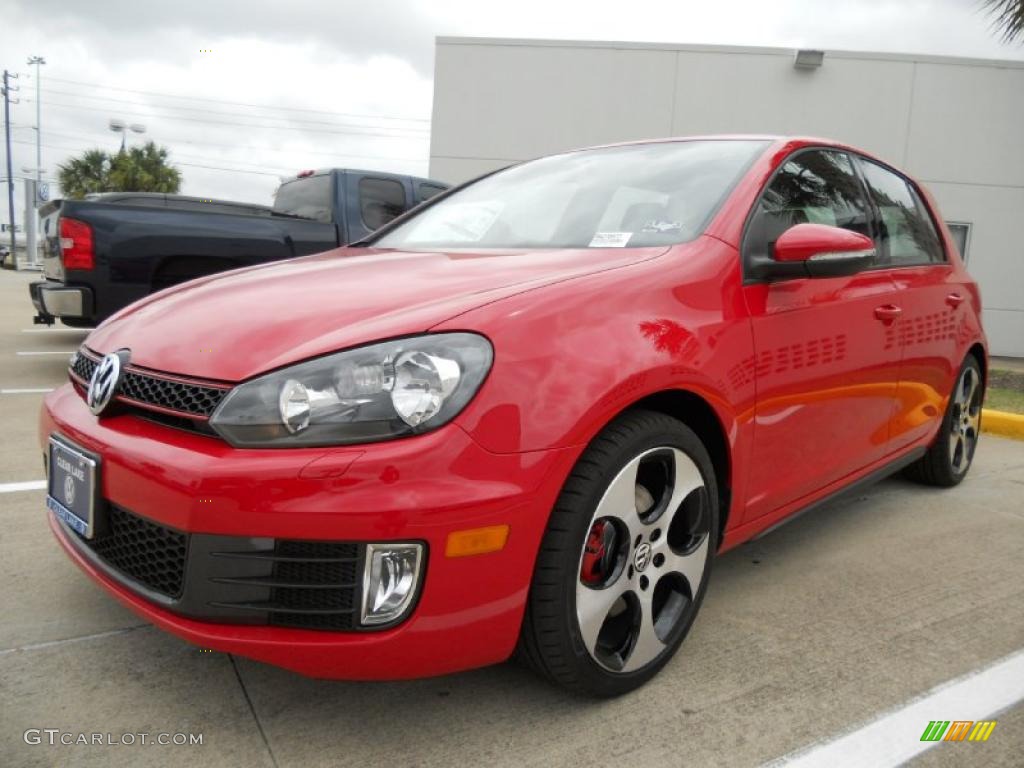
[
  {"x1": 2, "y1": 69, "x2": 18, "y2": 266},
  {"x1": 27, "y1": 56, "x2": 45, "y2": 189}
]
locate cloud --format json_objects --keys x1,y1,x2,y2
[{"x1": 2, "y1": 0, "x2": 1021, "y2": 224}]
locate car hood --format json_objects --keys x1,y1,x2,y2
[{"x1": 86, "y1": 245, "x2": 666, "y2": 381}]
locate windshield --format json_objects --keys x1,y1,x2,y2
[{"x1": 374, "y1": 140, "x2": 768, "y2": 250}]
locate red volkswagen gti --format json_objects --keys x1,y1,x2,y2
[{"x1": 41, "y1": 137, "x2": 987, "y2": 697}]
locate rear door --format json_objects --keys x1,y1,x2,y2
[
  {"x1": 854, "y1": 157, "x2": 960, "y2": 451},
  {"x1": 740, "y1": 149, "x2": 903, "y2": 522}
]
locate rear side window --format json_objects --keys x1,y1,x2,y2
[
  {"x1": 746, "y1": 149, "x2": 873, "y2": 262},
  {"x1": 360, "y1": 178, "x2": 407, "y2": 231},
  {"x1": 858, "y1": 161, "x2": 944, "y2": 265},
  {"x1": 272, "y1": 175, "x2": 333, "y2": 222},
  {"x1": 418, "y1": 183, "x2": 447, "y2": 203}
]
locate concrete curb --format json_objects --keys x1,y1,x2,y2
[{"x1": 981, "y1": 409, "x2": 1024, "y2": 440}]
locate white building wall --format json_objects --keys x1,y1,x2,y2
[{"x1": 429, "y1": 38, "x2": 1024, "y2": 356}]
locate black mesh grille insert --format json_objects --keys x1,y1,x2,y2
[
  {"x1": 70, "y1": 353, "x2": 97, "y2": 385},
  {"x1": 61, "y1": 501, "x2": 373, "y2": 631},
  {"x1": 85, "y1": 506, "x2": 188, "y2": 598},
  {"x1": 68, "y1": 349, "x2": 229, "y2": 418},
  {"x1": 118, "y1": 371, "x2": 227, "y2": 416},
  {"x1": 269, "y1": 541, "x2": 360, "y2": 630}
]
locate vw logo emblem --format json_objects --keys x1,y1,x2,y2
[
  {"x1": 87, "y1": 350, "x2": 128, "y2": 416},
  {"x1": 63, "y1": 475, "x2": 76, "y2": 506},
  {"x1": 633, "y1": 542, "x2": 652, "y2": 572}
]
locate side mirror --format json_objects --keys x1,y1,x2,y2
[{"x1": 773, "y1": 223, "x2": 876, "y2": 278}]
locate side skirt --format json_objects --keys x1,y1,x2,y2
[{"x1": 726, "y1": 445, "x2": 927, "y2": 548}]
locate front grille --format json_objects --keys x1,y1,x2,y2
[
  {"x1": 62, "y1": 505, "x2": 374, "y2": 632},
  {"x1": 70, "y1": 352, "x2": 97, "y2": 384},
  {"x1": 69, "y1": 348, "x2": 230, "y2": 419},
  {"x1": 118, "y1": 370, "x2": 227, "y2": 416},
  {"x1": 85, "y1": 505, "x2": 188, "y2": 598}
]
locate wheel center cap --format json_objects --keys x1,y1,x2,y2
[{"x1": 633, "y1": 542, "x2": 652, "y2": 572}]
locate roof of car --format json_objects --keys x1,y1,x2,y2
[{"x1": 566, "y1": 134, "x2": 896, "y2": 171}]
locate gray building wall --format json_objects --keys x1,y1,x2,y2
[{"x1": 429, "y1": 37, "x2": 1024, "y2": 357}]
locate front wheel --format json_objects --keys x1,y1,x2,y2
[
  {"x1": 904, "y1": 355, "x2": 983, "y2": 487},
  {"x1": 517, "y1": 410, "x2": 718, "y2": 697}
]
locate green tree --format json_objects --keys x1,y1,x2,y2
[
  {"x1": 57, "y1": 142, "x2": 182, "y2": 199},
  {"x1": 984, "y1": 0, "x2": 1024, "y2": 42},
  {"x1": 109, "y1": 142, "x2": 182, "y2": 194},
  {"x1": 56, "y1": 149, "x2": 110, "y2": 199}
]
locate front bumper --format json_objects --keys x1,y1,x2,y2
[
  {"x1": 30, "y1": 280, "x2": 93, "y2": 322},
  {"x1": 41, "y1": 384, "x2": 578, "y2": 679}
]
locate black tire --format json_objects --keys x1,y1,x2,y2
[
  {"x1": 517, "y1": 409, "x2": 718, "y2": 697},
  {"x1": 904, "y1": 355, "x2": 983, "y2": 487}
]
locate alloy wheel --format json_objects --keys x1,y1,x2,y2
[
  {"x1": 949, "y1": 365, "x2": 982, "y2": 474},
  {"x1": 575, "y1": 447, "x2": 710, "y2": 673}
]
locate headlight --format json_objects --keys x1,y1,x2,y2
[{"x1": 210, "y1": 333, "x2": 493, "y2": 447}]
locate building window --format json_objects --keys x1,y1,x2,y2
[{"x1": 946, "y1": 222, "x2": 972, "y2": 263}]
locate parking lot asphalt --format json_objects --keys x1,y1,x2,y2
[{"x1": 1, "y1": 268, "x2": 1021, "y2": 767}]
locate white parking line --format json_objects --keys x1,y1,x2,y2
[
  {"x1": 1, "y1": 388, "x2": 54, "y2": 394},
  {"x1": 768, "y1": 648, "x2": 1024, "y2": 767},
  {"x1": 0, "y1": 625, "x2": 148, "y2": 656},
  {"x1": 0, "y1": 480, "x2": 46, "y2": 493},
  {"x1": 15, "y1": 350, "x2": 75, "y2": 356}
]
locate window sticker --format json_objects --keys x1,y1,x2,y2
[
  {"x1": 639, "y1": 220, "x2": 683, "y2": 233},
  {"x1": 589, "y1": 232, "x2": 633, "y2": 248},
  {"x1": 406, "y1": 200, "x2": 504, "y2": 243}
]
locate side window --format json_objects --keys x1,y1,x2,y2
[
  {"x1": 359, "y1": 178, "x2": 407, "y2": 231},
  {"x1": 418, "y1": 183, "x2": 447, "y2": 203},
  {"x1": 946, "y1": 222, "x2": 971, "y2": 263},
  {"x1": 746, "y1": 150, "x2": 872, "y2": 264},
  {"x1": 859, "y1": 161, "x2": 944, "y2": 266}
]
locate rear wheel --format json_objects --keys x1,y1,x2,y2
[
  {"x1": 904, "y1": 355, "x2": 983, "y2": 487},
  {"x1": 518, "y1": 410, "x2": 718, "y2": 697}
]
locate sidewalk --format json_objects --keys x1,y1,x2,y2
[{"x1": 992, "y1": 356, "x2": 1024, "y2": 373}]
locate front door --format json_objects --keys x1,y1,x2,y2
[{"x1": 740, "y1": 149, "x2": 903, "y2": 522}]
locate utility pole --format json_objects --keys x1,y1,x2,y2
[
  {"x1": 27, "y1": 56, "x2": 45, "y2": 188},
  {"x1": 2, "y1": 69, "x2": 18, "y2": 264}
]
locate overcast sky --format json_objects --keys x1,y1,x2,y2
[{"x1": 2, "y1": 0, "x2": 1022, "y2": 222}]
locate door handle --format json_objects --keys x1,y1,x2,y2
[
  {"x1": 874, "y1": 304, "x2": 902, "y2": 322},
  {"x1": 946, "y1": 292, "x2": 965, "y2": 308}
]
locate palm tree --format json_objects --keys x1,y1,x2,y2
[
  {"x1": 983, "y1": 0, "x2": 1024, "y2": 42},
  {"x1": 56, "y1": 143, "x2": 182, "y2": 199},
  {"x1": 57, "y1": 150, "x2": 110, "y2": 199},
  {"x1": 108, "y1": 142, "x2": 182, "y2": 194}
]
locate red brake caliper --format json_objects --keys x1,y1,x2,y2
[{"x1": 581, "y1": 520, "x2": 615, "y2": 586}]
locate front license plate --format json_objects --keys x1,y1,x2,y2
[{"x1": 47, "y1": 436, "x2": 100, "y2": 539}]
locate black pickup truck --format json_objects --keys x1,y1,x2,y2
[{"x1": 30, "y1": 168, "x2": 448, "y2": 327}]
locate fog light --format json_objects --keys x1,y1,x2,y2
[{"x1": 361, "y1": 543, "x2": 423, "y2": 626}]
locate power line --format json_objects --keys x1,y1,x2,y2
[
  {"x1": 25, "y1": 98, "x2": 432, "y2": 140},
  {"x1": 34, "y1": 74, "x2": 430, "y2": 123},
  {"x1": 12, "y1": 138, "x2": 286, "y2": 177},
  {"x1": 11, "y1": 125, "x2": 426, "y2": 164},
  {"x1": 13, "y1": 133, "x2": 427, "y2": 179},
  {"x1": 39, "y1": 86, "x2": 430, "y2": 134}
]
